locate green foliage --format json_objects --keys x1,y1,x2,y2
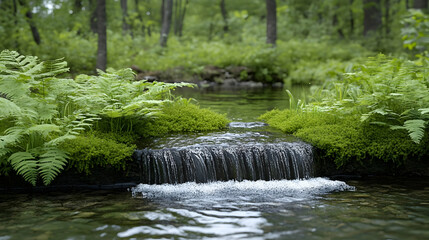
[
  {"x1": 0, "y1": 50, "x2": 76, "y2": 185},
  {"x1": 1, "y1": 50, "x2": 222, "y2": 185},
  {"x1": 124, "y1": 37, "x2": 369, "y2": 85},
  {"x1": 401, "y1": 10, "x2": 429, "y2": 53},
  {"x1": 308, "y1": 55, "x2": 429, "y2": 144},
  {"x1": 140, "y1": 99, "x2": 229, "y2": 137},
  {"x1": 260, "y1": 54, "x2": 429, "y2": 167},
  {"x1": 260, "y1": 109, "x2": 427, "y2": 167},
  {"x1": 60, "y1": 132, "x2": 136, "y2": 174},
  {"x1": 72, "y1": 68, "x2": 193, "y2": 120}
]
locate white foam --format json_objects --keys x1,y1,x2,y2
[
  {"x1": 117, "y1": 224, "x2": 184, "y2": 238},
  {"x1": 132, "y1": 178, "x2": 355, "y2": 201},
  {"x1": 228, "y1": 122, "x2": 268, "y2": 128}
]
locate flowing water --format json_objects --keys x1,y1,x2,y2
[{"x1": 1, "y1": 86, "x2": 428, "y2": 239}]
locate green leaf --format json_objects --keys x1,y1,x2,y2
[
  {"x1": 404, "y1": 119, "x2": 426, "y2": 144},
  {"x1": 0, "y1": 98, "x2": 21, "y2": 117},
  {"x1": 38, "y1": 148, "x2": 68, "y2": 185},
  {"x1": 8, "y1": 152, "x2": 38, "y2": 186},
  {"x1": 419, "y1": 108, "x2": 429, "y2": 115},
  {"x1": 26, "y1": 124, "x2": 61, "y2": 137}
]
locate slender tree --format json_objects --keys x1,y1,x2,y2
[
  {"x1": 363, "y1": 0, "x2": 382, "y2": 36},
  {"x1": 18, "y1": 0, "x2": 41, "y2": 45},
  {"x1": 266, "y1": 0, "x2": 277, "y2": 46},
  {"x1": 90, "y1": 0, "x2": 98, "y2": 33},
  {"x1": 173, "y1": 0, "x2": 189, "y2": 37},
  {"x1": 73, "y1": 0, "x2": 82, "y2": 14},
  {"x1": 385, "y1": 0, "x2": 390, "y2": 34},
  {"x1": 96, "y1": 0, "x2": 107, "y2": 71},
  {"x1": 160, "y1": 0, "x2": 173, "y2": 47},
  {"x1": 413, "y1": 0, "x2": 428, "y2": 9},
  {"x1": 121, "y1": 0, "x2": 131, "y2": 35},
  {"x1": 220, "y1": 0, "x2": 229, "y2": 34},
  {"x1": 135, "y1": 0, "x2": 146, "y2": 37},
  {"x1": 349, "y1": 0, "x2": 355, "y2": 35}
]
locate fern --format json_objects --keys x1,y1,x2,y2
[
  {"x1": 304, "y1": 55, "x2": 429, "y2": 144},
  {"x1": 0, "y1": 50, "x2": 69, "y2": 79},
  {"x1": 8, "y1": 152, "x2": 38, "y2": 186},
  {"x1": 0, "y1": 98, "x2": 21, "y2": 117},
  {"x1": 0, "y1": 50, "x2": 74, "y2": 185},
  {"x1": 391, "y1": 120, "x2": 426, "y2": 144},
  {"x1": 0, "y1": 50, "x2": 197, "y2": 185},
  {"x1": 38, "y1": 148, "x2": 68, "y2": 185}
]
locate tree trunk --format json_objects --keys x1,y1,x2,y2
[
  {"x1": 333, "y1": 11, "x2": 344, "y2": 38},
  {"x1": 173, "y1": 0, "x2": 179, "y2": 35},
  {"x1": 25, "y1": 9, "x2": 41, "y2": 45},
  {"x1": 18, "y1": 0, "x2": 41, "y2": 45},
  {"x1": 173, "y1": 0, "x2": 188, "y2": 37},
  {"x1": 220, "y1": 0, "x2": 229, "y2": 34},
  {"x1": 121, "y1": 0, "x2": 131, "y2": 35},
  {"x1": 73, "y1": 0, "x2": 82, "y2": 14},
  {"x1": 96, "y1": 0, "x2": 107, "y2": 71},
  {"x1": 178, "y1": 0, "x2": 188, "y2": 37},
  {"x1": 134, "y1": 0, "x2": 145, "y2": 37},
  {"x1": 12, "y1": 0, "x2": 20, "y2": 50},
  {"x1": 160, "y1": 0, "x2": 173, "y2": 47},
  {"x1": 90, "y1": 0, "x2": 98, "y2": 33},
  {"x1": 385, "y1": 0, "x2": 390, "y2": 34},
  {"x1": 266, "y1": 0, "x2": 277, "y2": 46},
  {"x1": 350, "y1": 0, "x2": 354, "y2": 35},
  {"x1": 363, "y1": 0, "x2": 382, "y2": 36},
  {"x1": 413, "y1": 0, "x2": 428, "y2": 9}
]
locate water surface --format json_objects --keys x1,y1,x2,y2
[
  {"x1": 1, "y1": 178, "x2": 428, "y2": 239},
  {"x1": 1, "y1": 87, "x2": 428, "y2": 239}
]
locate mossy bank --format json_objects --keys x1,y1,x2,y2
[{"x1": 260, "y1": 55, "x2": 429, "y2": 177}]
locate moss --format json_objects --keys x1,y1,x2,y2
[
  {"x1": 259, "y1": 109, "x2": 429, "y2": 169},
  {"x1": 59, "y1": 131, "x2": 136, "y2": 174},
  {"x1": 139, "y1": 101, "x2": 230, "y2": 137},
  {"x1": 58, "y1": 102, "x2": 228, "y2": 175}
]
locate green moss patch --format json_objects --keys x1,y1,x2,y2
[
  {"x1": 140, "y1": 101, "x2": 230, "y2": 137},
  {"x1": 260, "y1": 109, "x2": 429, "y2": 170}
]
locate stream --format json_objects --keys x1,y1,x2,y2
[{"x1": 0, "y1": 86, "x2": 428, "y2": 239}]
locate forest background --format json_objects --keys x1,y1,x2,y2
[
  {"x1": 1, "y1": 0, "x2": 428, "y2": 85},
  {"x1": 2, "y1": 0, "x2": 429, "y2": 185}
]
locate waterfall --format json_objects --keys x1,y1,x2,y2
[{"x1": 133, "y1": 142, "x2": 314, "y2": 184}]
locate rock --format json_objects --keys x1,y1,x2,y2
[
  {"x1": 130, "y1": 65, "x2": 144, "y2": 73},
  {"x1": 272, "y1": 82, "x2": 283, "y2": 88},
  {"x1": 200, "y1": 65, "x2": 224, "y2": 81},
  {"x1": 223, "y1": 78, "x2": 238, "y2": 86}
]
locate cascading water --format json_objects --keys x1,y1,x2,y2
[{"x1": 133, "y1": 122, "x2": 314, "y2": 184}]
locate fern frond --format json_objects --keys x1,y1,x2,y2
[
  {"x1": 38, "y1": 148, "x2": 68, "y2": 185},
  {"x1": 26, "y1": 124, "x2": 61, "y2": 137},
  {"x1": 0, "y1": 50, "x2": 69, "y2": 79},
  {"x1": 0, "y1": 98, "x2": 21, "y2": 118},
  {"x1": 391, "y1": 119, "x2": 426, "y2": 143},
  {"x1": 0, "y1": 148, "x2": 10, "y2": 158},
  {"x1": 46, "y1": 134, "x2": 76, "y2": 146},
  {"x1": 404, "y1": 119, "x2": 426, "y2": 144},
  {"x1": 1, "y1": 126, "x2": 24, "y2": 148},
  {"x1": 0, "y1": 76, "x2": 30, "y2": 100},
  {"x1": 419, "y1": 108, "x2": 429, "y2": 115},
  {"x1": 8, "y1": 152, "x2": 38, "y2": 186}
]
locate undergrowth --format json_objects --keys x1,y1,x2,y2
[
  {"x1": 0, "y1": 50, "x2": 228, "y2": 185},
  {"x1": 260, "y1": 55, "x2": 429, "y2": 169}
]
